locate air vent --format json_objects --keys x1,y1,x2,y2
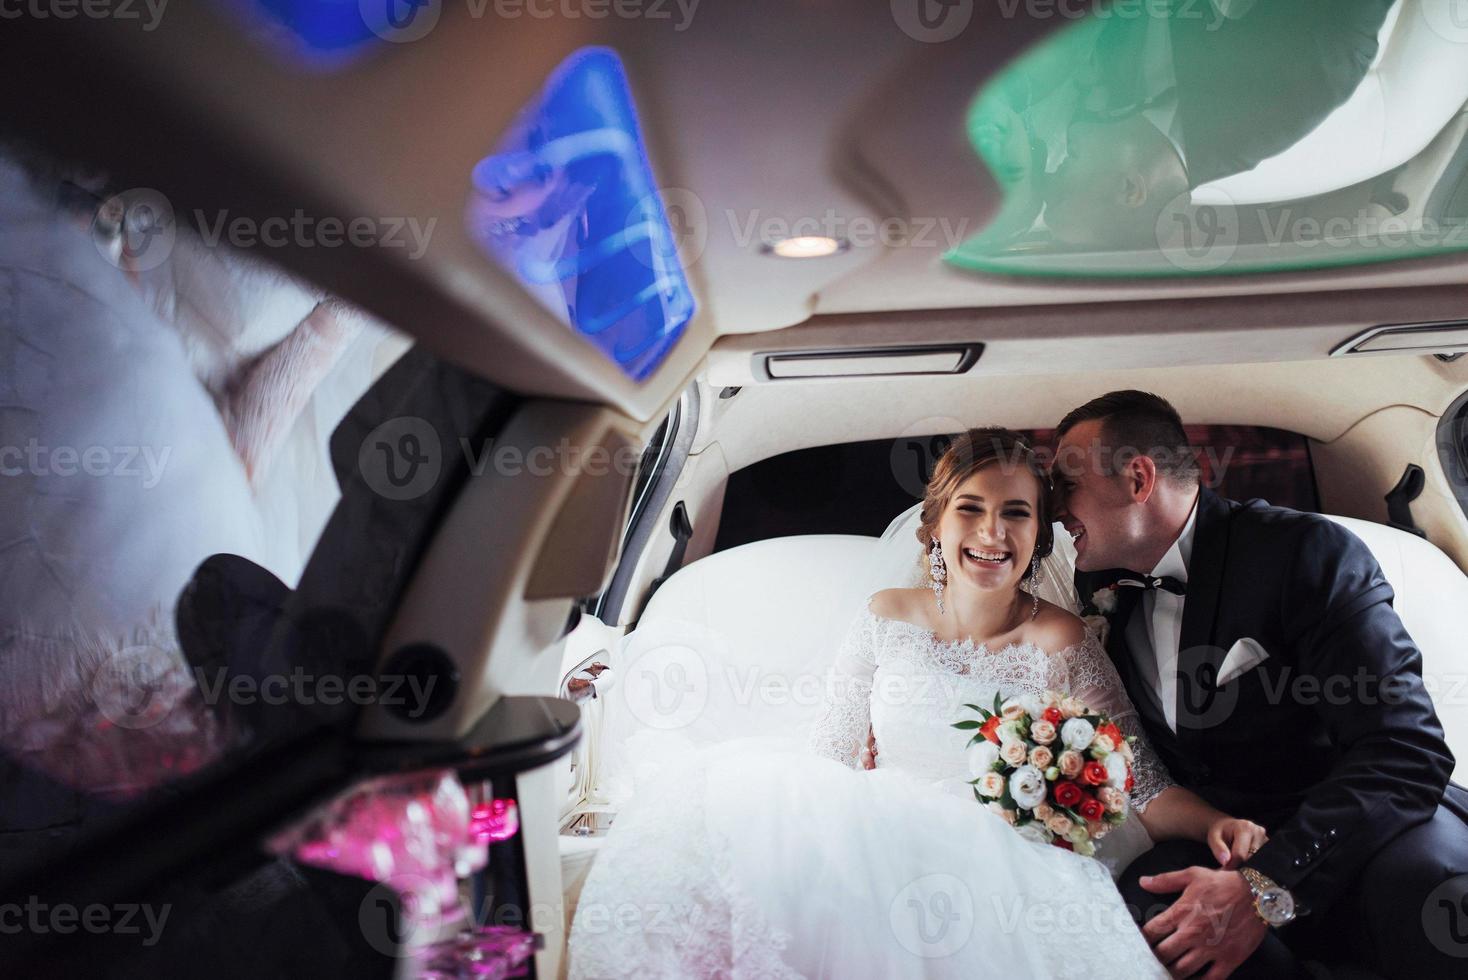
[
  {"x1": 1332, "y1": 321, "x2": 1468, "y2": 357},
  {"x1": 755, "y1": 344, "x2": 983, "y2": 381}
]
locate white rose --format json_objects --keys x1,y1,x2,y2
[
  {"x1": 1000, "y1": 740, "x2": 1029, "y2": 767},
  {"x1": 1105, "y1": 752, "x2": 1130, "y2": 790},
  {"x1": 1090, "y1": 733, "x2": 1115, "y2": 756},
  {"x1": 1003, "y1": 693, "x2": 1044, "y2": 720},
  {"x1": 1008, "y1": 765, "x2": 1048, "y2": 810},
  {"x1": 1015, "y1": 822, "x2": 1052, "y2": 846},
  {"x1": 1061, "y1": 718, "x2": 1096, "y2": 752},
  {"x1": 1091, "y1": 588, "x2": 1118, "y2": 614},
  {"x1": 998, "y1": 720, "x2": 1024, "y2": 743},
  {"x1": 966, "y1": 740, "x2": 1000, "y2": 778}
]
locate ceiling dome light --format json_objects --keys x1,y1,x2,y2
[{"x1": 762, "y1": 235, "x2": 848, "y2": 259}]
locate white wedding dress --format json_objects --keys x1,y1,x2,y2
[{"x1": 567, "y1": 600, "x2": 1173, "y2": 979}]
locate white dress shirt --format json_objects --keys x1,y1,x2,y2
[{"x1": 1125, "y1": 493, "x2": 1200, "y2": 732}]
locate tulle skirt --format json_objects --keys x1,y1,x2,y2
[{"x1": 567, "y1": 738, "x2": 1166, "y2": 980}]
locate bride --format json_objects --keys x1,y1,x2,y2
[{"x1": 567, "y1": 428, "x2": 1265, "y2": 979}]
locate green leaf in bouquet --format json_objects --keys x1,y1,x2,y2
[
  {"x1": 993, "y1": 692, "x2": 1003, "y2": 714},
  {"x1": 962, "y1": 703, "x2": 983, "y2": 712},
  {"x1": 973, "y1": 786, "x2": 983, "y2": 803},
  {"x1": 952, "y1": 720, "x2": 982, "y2": 730}
]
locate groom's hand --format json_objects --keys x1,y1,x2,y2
[{"x1": 1140, "y1": 867, "x2": 1266, "y2": 980}]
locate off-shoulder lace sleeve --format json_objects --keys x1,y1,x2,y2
[
  {"x1": 808, "y1": 605, "x2": 880, "y2": 768},
  {"x1": 1050, "y1": 634, "x2": 1174, "y2": 813}
]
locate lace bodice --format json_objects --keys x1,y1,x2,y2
[{"x1": 809, "y1": 603, "x2": 1174, "y2": 812}]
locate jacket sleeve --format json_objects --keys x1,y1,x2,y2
[{"x1": 1244, "y1": 518, "x2": 1454, "y2": 915}]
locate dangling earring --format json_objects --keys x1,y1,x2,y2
[
  {"x1": 929, "y1": 540, "x2": 947, "y2": 615},
  {"x1": 1029, "y1": 553, "x2": 1042, "y2": 619}
]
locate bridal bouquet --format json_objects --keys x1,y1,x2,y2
[{"x1": 955, "y1": 692, "x2": 1134, "y2": 857}]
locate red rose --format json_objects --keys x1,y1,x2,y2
[
  {"x1": 1053, "y1": 781, "x2": 1083, "y2": 808},
  {"x1": 1125, "y1": 771, "x2": 1135, "y2": 793},
  {"x1": 1053, "y1": 839, "x2": 1074, "y2": 852},
  {"x1": 980, "y1": 715, "x2": 1002, "y2": 744},
  {"x1": 1097, "y1": 722, "x2": 1124, "y2": 743},
  {"x1": 1082, "y1": 761, "x2": 1109, "y2": 786},
  {"x1": 1078, "y1": 797, "x2": 1105, "y2": 821},
  {"x1": 1042, "y1": 707, "x2": 1063, "y2": 726}
]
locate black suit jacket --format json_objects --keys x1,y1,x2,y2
[{"x1": 1077, "y1": 489, "x2": 1461, "y2": 916}]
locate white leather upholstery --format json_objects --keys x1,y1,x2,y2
[
  {"x1": 1325, "y1": 516, "x2": 1468, "y2": 781},
  {"x1": 591, "y1": 535, "x2": 878, "y2": 808}
]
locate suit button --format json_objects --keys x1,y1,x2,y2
[
  {"x1": 1293, "y1": 856, "x2": 1306, "y2": 869},
  {"x1": 1325, "y1": 828, "x2": 1338, "y2": 841}
]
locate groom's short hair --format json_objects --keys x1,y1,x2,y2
[{"x1": 1055, "y1": 390, "x2": 1201, "y2": 485}]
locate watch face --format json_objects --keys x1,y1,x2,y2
[{"x1": 1258, "y1": 888, "x2": 1295, "y2": 925}]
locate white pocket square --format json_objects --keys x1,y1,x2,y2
[{"x1": 1217, "y1": 638, "x2": 1270, "y2": 686}]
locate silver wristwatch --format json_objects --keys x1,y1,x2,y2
[{"x1": 1239, "y1": 867, "x2": 1297, "y2": 927}]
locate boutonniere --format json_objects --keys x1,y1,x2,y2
[
  {"x1": 1081, "y1": 585, "x2": 1120, "y2": 646},
  {"x1": 1087, "y1": 584, "x2": 1120, "y2": 616}
]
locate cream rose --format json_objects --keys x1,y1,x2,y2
[
  {"x1": 1060, "y1": 696, "x2": 1087, "y2": 720},
  {"x1": 1030, "y1": 719, "x2": 1057, "y2": 745},
  {"x1": 977, "y1": 772, "x2": 1006, "y2": 798},
  {"x1": 1000, "y1": 740, "x2": 1029, "y2": 767},
  {"x1": 1098, "y1": 787, "x2": 1127, "y2": 814},
  {"x1": 1029, "y1": 745, "x2": 1054, "y2": 770},
  {"x1": 1044, "y1": 813, "x2": 1074, "y2": 837},
  {"x1": 1000, "y1": 701, "x2": 1027, "y2": 721},
  {"x1": 1034, "y1": 802, "x2": 1054, "y2": 821},
  {"x1": 1090, "y1": 733, "x2": 1115, "y2": 755},
  {"x1": 1057, "y1": 750, "x2": 1085, "y2": 779}
]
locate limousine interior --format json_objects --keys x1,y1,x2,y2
[{"x1": 3, "y1": 1, "x2": 1468, "y2": 977}]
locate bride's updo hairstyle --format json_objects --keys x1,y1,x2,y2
[{"x1": 915, "y1": 427, "x2": 1055, "y2": 582}]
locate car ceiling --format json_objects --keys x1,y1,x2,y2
[{"x1": 4, "y1": 1, "x2": 1468, "y2": 425}]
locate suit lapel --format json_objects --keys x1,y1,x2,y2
[{"x1": 1176, "y1": 488, "x2": 1235, "y2": 736}]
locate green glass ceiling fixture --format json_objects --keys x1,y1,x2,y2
[{"x1": 946, "y1": 0, "x2": 1468, "y2": 278}]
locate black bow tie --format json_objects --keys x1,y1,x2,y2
[{"x1": 1116, "y1": 574, "x2": 1187, "y2": 597}]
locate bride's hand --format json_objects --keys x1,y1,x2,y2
[
  {"x1": 861, "y1": 726, "x2": 878, "y2": 770},
  {"x1": 1206, "y1": 816, "x2": 1268, "y2": 869}
]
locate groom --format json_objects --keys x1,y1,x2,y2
[{"x1": 1054, "y1": 390, "x2": 1468, "y2": 979}]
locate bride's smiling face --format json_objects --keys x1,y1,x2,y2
[{"x1": 935, "y1": 463, "x2": 1042, "y2": 596}]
